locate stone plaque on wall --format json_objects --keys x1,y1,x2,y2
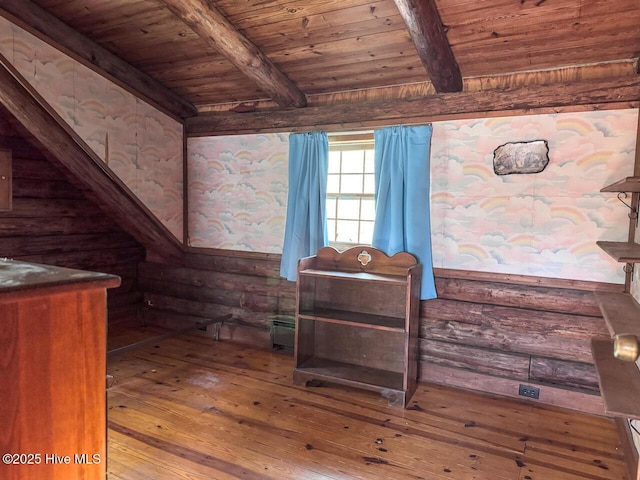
[{"x1": 493, "y1": 140, "x2": 549, "y2": 175}]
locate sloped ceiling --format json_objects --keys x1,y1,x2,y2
[{"x1": 0, "y1": 0, "x2": 638, "y2": 133}]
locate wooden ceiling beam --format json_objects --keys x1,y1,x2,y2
[
  {"x1": 160, "y1": 0, "x2": 307, "y2": 108},
  {"x1": 393, "y1": 0, "x2": 463, "y2": 93},
  {"x1": 186, "y1": 77, "x2": 640, "y2": 136},
  {"x1": 0, "y1": 52, "x2": 184, "y2": 263},
  {"x1": 0, "y1": 0, "x2": 196, "y2": 120}
]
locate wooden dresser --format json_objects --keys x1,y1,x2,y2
[{"x1": 0, "y1": 259, "x2": 120, "y2": 480}]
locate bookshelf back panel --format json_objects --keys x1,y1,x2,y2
[
  {"x1": 303, "y1": 320, "x2": 406, "y2": 373},
  {"x1": 299, "y1": 275, "x2": 407, "y2": 319}
]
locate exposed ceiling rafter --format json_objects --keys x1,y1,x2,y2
[
  {"x1": 0, "y1": 0, "x2": 197, "y2": 120},
  {"x1": 160, "y1": 0, "x2": 307, "y2": 108},
  {"x1": 185, "y1": 77, "x2": 640, "y2": 135},
  {"x1": 393, "y1": 0, "x2": 463, "y2": 93}
]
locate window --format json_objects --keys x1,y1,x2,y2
[{"x1": 326, "y1": 133, "x2": 375, "y2": 248}]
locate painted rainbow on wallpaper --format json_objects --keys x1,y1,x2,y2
[
  {"x1": 188, "y1": 109, "x2": 636, "y2": 284},
  {"x1": 556, "y1": 117, "x2": 594, "y2": 135}
]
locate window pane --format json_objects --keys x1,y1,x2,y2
[
  {"x1": 340, "y1": 174, "x2": 363, "y2": 193},
  {"x1": 361, "y1": 198, "x2": 375, "y2": 221},
  {"x1": 363, "y1": 174, "x2": 375, "y2": 194},
  {"x1": 359, "y1": 221, "x2": 374, "y2": 244},
  {"x1": 327, "y1": 174, "x2": 340, "y2": 194},
  {"x1": 326, "y1": 197, "x2": 337, "y2": 218},
  {"x1": 327, "y1": 219, "x2": 336, "y2": 241},
  {"x1": 364, "y1": 150, "x2": 375, "y2": 172},
  {"x1": 341, "y1": 150, "x2": 364, "y2": 173},
  {"x1": 327, "y1": 134, "x2": 375, "y2": 247},
  {"x1": 336, "y1": 220, "x2": 359, "y2": 243},
  {"x1": 337, "y1": 198, "x2": 360, "y2": 220},
  {"x1": 328, "y1": 151, "x2": 341, "y2": 174}
]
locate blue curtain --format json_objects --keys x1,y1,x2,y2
[
  {"x1": 280, "y1": 131, "x2": 329, "y2": 281},
  {"x1": 372, "y1": 125, "x2": 437, "y2": 300}
]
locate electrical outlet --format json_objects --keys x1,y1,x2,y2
[{"x1": 518, "y1": 384, "x2": 540, "y2": 399}]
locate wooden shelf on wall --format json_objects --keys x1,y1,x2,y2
[
  {"x1": 592, "y1": 339, "x2": 640, "y2": 420},
  {"x1": 601, "y1": 177, "x2": 640, "y2": 193},
  {"x1": 594, "y1": 291, "x2": 640, "y2": 338},
  {"x1": 596, "y1": 241, "x2": 640, "y2": 263}
]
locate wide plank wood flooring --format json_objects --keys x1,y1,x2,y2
[{"x1": 106, "y1": 327, "x2": 627, "y2": 480}]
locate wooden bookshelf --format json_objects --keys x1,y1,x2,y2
[{"x1": 294, "y1": 246, "x2": 421, "y2": 407}]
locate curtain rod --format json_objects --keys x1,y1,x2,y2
[{"x1": 327, "y1": 123, "x2": 432, "y2": 135}]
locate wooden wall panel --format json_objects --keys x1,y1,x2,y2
[
  {"x1": 418, "y1": 338, "x2": 530, "y2": 380},
  {"x1": 0, "y1": 111, "x2": 145, "y2": 323},
  {"x1": 420, "y1": 313, "x2": 604, "y2": 363},
  {"x1": 529, "y1": 357, "x2": 599, "y2": 392},
  {"x1": 434, "y1": 275, "x2": 603, "y2": 316},
  {"x1": 138, "y1": 256, "x2": 295, "y2": 326},
  {"x1": 139, "y1": 248, "x2": 615, "y2": 413}
]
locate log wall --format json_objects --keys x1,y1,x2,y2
[
  {"x1": 0, "y1": 110, "x2": 145, "y2": 323},
  {"x1": 139, "y1": 248, "x2": 617, "y2": 414}
]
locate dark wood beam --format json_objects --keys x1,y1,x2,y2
[
  {"x1": 0, "y1": 52, "x2": 184, "y2": 263},
  {"x1": 0, "y1": 0, "x2": 196, "y2": 120},
  {"x1": 393, "y1": 0, "x2": 462, "y2": 93},
  {"x1": 160, "y1": 0, "x2": 307, "y2": 108},
  {"x1": 186, "y1": 77, "x2": 640, "y2": 136}
]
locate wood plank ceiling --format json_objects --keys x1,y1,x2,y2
[{"x1": 0, "y1": 0, "x2": 638, "y2": 132}]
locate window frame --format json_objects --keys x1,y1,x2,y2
[{"x1": 326, "y1": 132, "x2": 375, "y2": 250}]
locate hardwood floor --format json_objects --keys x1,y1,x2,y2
[{"x1": 106, "y1": 327, "x2": 627, "y2": 480}]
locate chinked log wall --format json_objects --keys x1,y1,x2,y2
[
  {"x1": 139, "y1": 249, "x2": 615, "y2": 414},
  {"x1": 0, "y1": 112, "x2": 145, "y2": 322}
]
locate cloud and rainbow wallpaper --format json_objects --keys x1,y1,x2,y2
[
  {"x1": 0, "y1": 17, "x2": 184, "y2": 241},
  {"x1": 188, "y1": 134, "x2": 289, "y2": 253},
  {"x1": 430, "y1": 109, "x2": 637, "y2": 283},
  {"x1": 189, "y1": 109, "x2": 637, "y2": 284}
]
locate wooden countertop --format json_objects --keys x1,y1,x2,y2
[{"x1": 0, "y1": 258, "x2": 121, "y2": 297}]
